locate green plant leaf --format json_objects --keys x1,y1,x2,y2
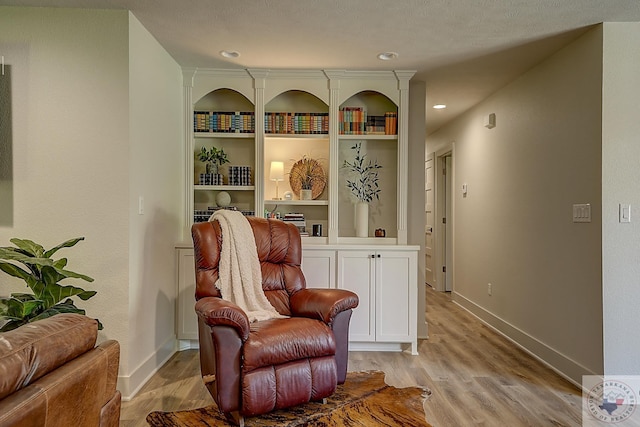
[
  {"x1": 9, "y1": 238, "x2": 45, "y2": 257},
  {"x1": 0, "y1": 261, "x2": 33, "y2": 283},
  {"x1": 40, "y1": 281, "x2": 96, "y2": 308},
  {"x1": 43, "y1": 237, "x2": 84, "y2": 258},
  {"x1": 0, "y1": 295, "x2": 43, "y2": 320},
  {"x1": 1, "y1": 236, "x2": 101, "y2": 331}
]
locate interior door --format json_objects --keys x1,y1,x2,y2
[
  {"x1": 444, "y1": 155, "x2": 453, "y2": 292},
  {"x1": 425, "y1": 155, "x2": 434, "y2": 286}
]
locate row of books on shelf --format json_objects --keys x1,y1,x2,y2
[
  {"x1": 194, "y1": 111, "x2": 255, "y2": 133},
  {"x1": 339, "y1": 107, "x2": 397, "y2": 135},
  {"x1": 281, "y1": 213, "x2": 309, "y2": 236},
  {"x1": 194, "y1": 207, "x2": 255, "y2": 223},
  {"x1": 265, "y1": 112, "x2": 329, "y2": 135},
  {"x1": 193, "y1": 108, "x2": 397, "y2": 135}
]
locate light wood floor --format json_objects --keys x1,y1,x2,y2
[{"x1": 120, "y1": 287, "x2": 582, "y2": 426}]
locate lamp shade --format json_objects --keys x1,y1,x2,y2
[{"x1": 269, "y1": 161, "x2": 284, "y2": 181}]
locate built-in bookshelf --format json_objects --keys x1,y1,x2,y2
[
  {"x1": 183, "y1": 69, "x2": 414, "y2": 245},
  {"x1": 191, "y1": 86, "x2": 256, "y2": 223}
]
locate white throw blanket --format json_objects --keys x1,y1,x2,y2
[{"x1": 209, "y1": 210, "x2": 285, "y2": 322}]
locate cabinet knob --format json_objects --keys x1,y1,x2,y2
[
  {"x1": 377, "y1": 254, "x2": 381, "y2": 258},
  {"x1": 370, "y1": 254, "x2": 375, "y2": 259}
]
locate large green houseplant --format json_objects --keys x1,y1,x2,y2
[{"x1": 0, "y1": 237, "x2": 101, "y2": 332}]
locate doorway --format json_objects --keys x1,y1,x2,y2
[
  {"x1": 433, "y1": 145, "x2": 454, "y2": 292},
  {"x1": 425, "y1": 154, "x2": 434, "y2": 286}
]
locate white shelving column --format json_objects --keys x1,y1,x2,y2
[
  {"x1": 325, "y1": 70, "x2": 343, "y2": 244},
  {"x1": 182, "y1": 68, "x2": 196, "y2": 240},
  {"x1": 394, "y1": 71, "x2": 415, "y2": 246},
  {"x1": 249, "y1": 69, "x2": 268, "y2": 218}
]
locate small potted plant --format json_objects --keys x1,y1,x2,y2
[
  {"x1": 342, "y1": 142, "x2": 382, "y2": 237},
  {"x1": 289, "y1": 155, "x2": 327, "y2": 200},
  {"x1": 0, "y1": 237, "x2": 101, "y2": 332},
  {"x1": 198, "y1": 146, "x2": 229, "y2": 185}
]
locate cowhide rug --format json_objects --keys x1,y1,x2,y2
[{"x1": 146, "y1": 370, "x2": 432, "y2": 426}]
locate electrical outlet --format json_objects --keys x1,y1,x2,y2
[{"x1": 488, "y1": 283, "x2": 492, "y2": 296}]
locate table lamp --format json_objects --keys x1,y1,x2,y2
[{"x1": 269, "y1": 161, "x2": 284, "y2": 200}]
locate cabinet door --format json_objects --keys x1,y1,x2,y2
[
  {"x1": 337, "y1": 250, "x2": 375, "y2": 342},
  {"x1": 302, "y1": 249, "x2": 335, "y2": 289},
  {"x1": 176, "y1": 249, "x2": 198, "y2": 340},
  {"x1": 375, "y1": 250, "x2": 417, "y2": 343}
]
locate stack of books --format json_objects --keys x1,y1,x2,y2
[
  {"x1": 193, "y1": 206, "x2": 254, "y2": 223},
  {"x1": 339, "y1": 107, "x2": 366, "y2": 135},
  {"x1": 384, "y1": 111, "x2": 398, "y2": 135},
  {"x1": 282, "y1": 213, "x2": 308, "y2": 236},
  {"x1": 227, "y1": 166, "x2": 252, "y2": 186}
]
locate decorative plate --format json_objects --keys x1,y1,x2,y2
[{"x1": 288, "y1": 158, "x2": 326, "y2": 199}]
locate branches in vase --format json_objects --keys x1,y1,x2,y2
[{"x1": 342, "y1": 142, "x2": 382, "y2": 203}]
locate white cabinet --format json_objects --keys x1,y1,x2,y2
[
  {"x1": 176, "y1": 248, "x2": 197, "y2": 343},
  {"x1": 337, "y1": 248, "x2": 418, "y2": 354},
  {"x1": 301, "y1": 249, "x2": 335, "y2": 289}
]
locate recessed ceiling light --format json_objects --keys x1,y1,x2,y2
[
  {"x1": 433, "y1": 104, "x2": 447, "y2": 109},
  {"x1": 377, "y1": 52, "x2": 398, "y2": 61},
  {"x1": 220, "y1": 50, "x2": 240, "y2": 58}
]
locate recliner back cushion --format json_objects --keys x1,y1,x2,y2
[
  {"x1": 250, "y1": 217, "x2": 305, "y2": 315},
  {"x1": 193, "y1": 217, "x2": 307, "y2": 316}
]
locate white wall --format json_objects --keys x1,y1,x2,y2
[
  {"x1": 427, "y1": 27, "x2": 604, "y2": 383},
  {"x1": 126, "y1": 14, "x2": 183, "y2": 397},
  {"x1": 0, "y1": 6, "x2": 131, "y2": 353},
  {"x1": 602, "y1": 23, "x2": 640, "y2": 375},
  {"x1": 0, "y1": 7, "x2": 184, "y2": 398}
]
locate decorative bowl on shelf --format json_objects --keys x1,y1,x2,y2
[{"x1": 288, "y1": 156, "x2": 326, "y2": 200}]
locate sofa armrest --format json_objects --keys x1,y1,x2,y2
[
  {"x1": 0, "y1": 313, "x2": 98, "y2": 401},
  {"x1": 195, "y1": 297, "x2": 251, "y2": 341},
  {"x1": 290, "y1": 289, "x2": 359, "y2": 325}
]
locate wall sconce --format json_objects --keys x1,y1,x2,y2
[
  {"x1": 484, "y1": 113, "x2": 496, "y2": 129},
  {"x1": 269, "y1": 161, "x2": 284, "y2": 200}
]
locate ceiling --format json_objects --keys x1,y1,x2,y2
[{"x1": 3, "y1": 0, "x2": 640, "y2": 134}]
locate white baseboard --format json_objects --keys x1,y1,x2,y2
[
  {"x1": 452, "y1": 291, "x2": 597, "y2": 387},
  {"x1": 118, "y1": 335, "x2": 177, "y2": 401}
]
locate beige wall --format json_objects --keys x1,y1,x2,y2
[
  {"x1": 126, "y1": 13, "x2": 183, "y2": 396},
  {"x1": 408, "y1": 80, "x2": 427, "y2": 338},
  {"x1": 0, "y1": 7, "x2": 183, "y2": 398},
  {"x1": 602, "y1": 23, "x2": 640, "y2": 375},
  {"x1": 427, "y1": 27, "x2": 604, "y2": 382}
]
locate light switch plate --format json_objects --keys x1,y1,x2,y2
[
  {"x1": 620, "y1": 204, "x2": 631, "y2": 223},
  {"x1": 573, "y1": 204, "x2": 591, "y2": 223}
]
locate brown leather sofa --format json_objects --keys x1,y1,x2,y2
[
  {"x1": 192, "y1": 217, "x2": 359, "y2": 425},
  {"x1": 0, "y1": 313, "x2": 121, "y2": 427}
]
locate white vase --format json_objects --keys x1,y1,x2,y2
[
  {"x1": 300, "y1": 189, "x2": 313, "y2": 200},
  {"x1": 355, "y1": 202, "x2": 368, "y2": 237}
]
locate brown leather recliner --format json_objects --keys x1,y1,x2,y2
[{"x1": 192, "y1": 217, "x2": 358, "y2": 426}]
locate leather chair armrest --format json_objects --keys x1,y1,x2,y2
[
  {"x1": 195, "y1": 297, "x2": 251, "y2": 341},
  {"x1": 289, "y1": 289, "x2": 359, "y2": 325}
]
